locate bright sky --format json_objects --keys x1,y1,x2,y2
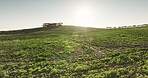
[{"x1": 0, "y1": 0, "x2": 148, "y2": 31}]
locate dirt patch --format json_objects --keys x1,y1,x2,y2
[{"x1": 87, "y1": 37, "x2": 94, "y2": 41}]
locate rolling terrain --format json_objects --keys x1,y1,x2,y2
[{"x1": 0, "y1": 26, "x2": 148, "y2": 78}]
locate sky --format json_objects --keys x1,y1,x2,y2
[{"x1": 0, "y1": 0, "x2": 148, "y2": 31}]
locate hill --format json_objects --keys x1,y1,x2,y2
[{"x1": 0, "y1": 26, "x2": 148, "y2": 78}]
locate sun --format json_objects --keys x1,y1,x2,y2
[{"x1": 75, "y1": 6, "x2": 95, "y2": 27}]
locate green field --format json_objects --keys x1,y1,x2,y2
[{"x1": 0, "y1": 26, "x2": 148, "y2": 78}]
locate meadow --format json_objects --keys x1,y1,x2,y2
[{"x1": 0, "y1": 26, "x2": 148, "y2": 78}]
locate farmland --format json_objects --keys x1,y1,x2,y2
[{"x1": 0, "y1": 26, "x2": 148, "y2": 78}]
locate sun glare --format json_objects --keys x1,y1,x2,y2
[{"x1": 75, "y1": 6, "x2": 95, "y2": 27}]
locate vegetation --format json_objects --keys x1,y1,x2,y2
[{"x1": 0, "y1": 26, "x2": 148, "y2": 78}]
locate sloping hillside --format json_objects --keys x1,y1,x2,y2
[{"x1": 0, "y1": 26, "x2": 148, "y2": 78}]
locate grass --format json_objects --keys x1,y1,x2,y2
[{"x1": 0, "y1": 26, "x2": 148, "y2": 78}]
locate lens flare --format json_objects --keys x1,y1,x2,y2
[{"x1": 75, "y1": 6, "x2": 95, "y2": 27}]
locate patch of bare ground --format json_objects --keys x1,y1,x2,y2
[
  {"x1": 87, "y1": 37, "x2": 93, "y2": 41},
  {"x1": 67, "y1": 46, "x2": 107, "y2": 61},
  {"x1": 13, "y1": 39, "x2": 20, "y2": 41},
  {"x1": 69, "y1": 36, "x2": 105, "y2": 59},
  {"x1": 67, "y1": 37, "x2": 106, "y2": 60}
]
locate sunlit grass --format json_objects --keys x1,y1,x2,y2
[{"x1": 0, "y1": 26, "x2": 147, "y2": 77}]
